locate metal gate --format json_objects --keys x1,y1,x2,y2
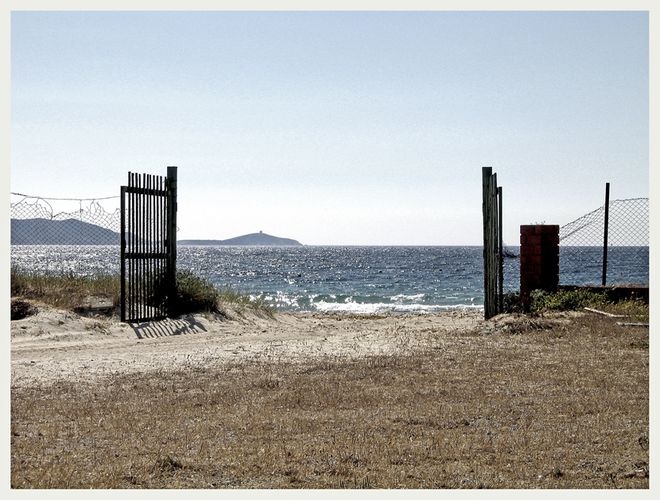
[{"x1": 120, "y1": 167, "x2": 177, "y2": 323}]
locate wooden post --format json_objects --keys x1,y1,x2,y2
[
  {"x1": 482, "y1": 167, "x2": 493, "y2": 319},
  {"x1": 490, "y1": 173, "x2": 498, "y2": 317},
  {"x1": 602, "y1": 182, "x2": 610, "y2": 286},
  {"x1": 482, "y1": 167, "x2": 505, "y2": 318},
  {"x1": 166, "y1": 166, "x2": 178, "y2": 316},
  {"x1": 497, "y1": 186, "x2": 503, "y2": 313}
]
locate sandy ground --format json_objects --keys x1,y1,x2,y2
[{"x1": 11, "y1": 302, "x2": 487, "y2": 388}]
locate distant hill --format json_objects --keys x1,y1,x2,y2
[
  {"x1": 179, "y1": 231, "x2": 302, "y2": 246},
  {"x1": 11, "y1": 220, "x2": 302, "y2": 247},
  {"x1": 11, "y1": 218, "x2": 120, "y2": 245}
]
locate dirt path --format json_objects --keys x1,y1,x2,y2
[{"x1": 11, "y1": 303, "x2": 484, "y2": 388}]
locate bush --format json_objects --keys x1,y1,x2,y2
[
  {"x1": 11, "y1": 299, "x2": 38, "y2": 320},
  {"x1": 501, "y1": 292, "x2": 523, "y2": 313},
  {"x1": 529, "y1": 289, "x2": 608, "y2": 313},
  {"x1": 172, "y1": 270, "x2": 220, "y2": 315}
]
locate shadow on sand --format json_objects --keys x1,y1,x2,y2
[{"x1": 129, "y1": 315, "x2": 208, "y2": 339}]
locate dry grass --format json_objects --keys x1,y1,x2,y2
[
  {"x1": 10, "y1": 268, "x2": 273, "y2": 318},
  {"x1": 11, "y1": 268, "x2": 120, "y2": 312},
  {"x1": 590, "y1": 300, "x2": 649, "y2": 324},
  {"x1": 11, "y1": 314, "x2": 648, "y2": 489}
]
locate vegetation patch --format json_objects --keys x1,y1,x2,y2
[
  {"x1": 11, "y1": 268, "x2": 120, "y2": 312},
  {"x1": 172, "y1": 270, "x2": 220, "y2": 315},
  {"x1": 528, "y1": 289, "x2": 648, "y2": 323},
  {"x1": 171, "y1": 270, "x2": 274, "y2": 317},
  {"x1": 529, "y1": 289, "x2": 609, "y2": 313},
  {"x1": 216, "y1": 288, "x2": 274, "y2": 318},
  {"x1": 11, "y1": 267, "x2": 273, "y2": 318},
  {"x1": 11, "y1": 299, "x2": 38, "y2": 321}
]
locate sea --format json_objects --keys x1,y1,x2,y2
[{"x1": 11, "y1": 245, "x2": 649, "y2": 314}]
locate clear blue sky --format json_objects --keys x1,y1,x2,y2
[{"x1": 11, "y1": 11, "x2": 648, "y2": 245}]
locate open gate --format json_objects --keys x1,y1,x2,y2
[
  {"x1": 120, "y1": 167, "x2": 177, "y2": 323},
  {"x1": 482, "y1": 167, "x2": 503, "y2": 319}
]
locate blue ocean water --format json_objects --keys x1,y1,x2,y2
[
  {"x1": 10, "y1": 245, "x2": 648, "y2": 313},
  {"x1": 178, "y1": 246, "x2": 502, "y2": 313}
]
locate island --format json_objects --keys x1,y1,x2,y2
[
  {"x1": 179, "y1": 231, "x2": 302, "y2": 247},
  {"x1": 11, "y1": 218, "x2": 120, "y2": 245}
]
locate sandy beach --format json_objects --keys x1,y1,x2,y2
[{"x1": 11, "y1": 302, "x2": 486, "y2": 388}]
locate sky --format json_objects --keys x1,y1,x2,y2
[{"x1": 10, "y1": 10, "x2": 649, "y2": 245}]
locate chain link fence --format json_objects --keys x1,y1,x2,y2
[
  {"x1": 10, "y1": 192, "x2": 121, "y2": 275},
  {"x1": 559, "y1": 198, "x2": 649, "y2": 286}
]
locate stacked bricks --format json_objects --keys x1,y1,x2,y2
[{"x1": 520, "y1": 225, "x2": 559, "y2": 310}]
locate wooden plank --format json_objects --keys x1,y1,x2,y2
[
  {"x1": 137, "y1": 173, "x2": 142, "y2": 320},
  {"x1": 616, "y1": 322, "x2": 649, "y2": 327},
  {"x1": 141, "y1": 173, "x2": 147, "y2": 320},
  {"x1": 147, "y1": 174, "x2": 152, "y2": 314},
  {"x1": 482, "y1": 167, "x2": 492, "y2": 319},
  {"x1": 159, "y1": 175, "x2": 164, "y2": 316},
  {"x1": 497, "y1": 186, "x2": 503, "y2": 313},
  {"x1": 490, "y1": 174, "x2": 497, "y2": 316},
  {"x1": 128, "y1": 173, "x2": 137, "y2": 318},
  {"x1": 583, "y1": 307, "x2": 627, "y2": 318},
  {"x1": 489, "y1": 177, "x2": 496, "y2": 317},
  {"x1": 167, "y1": 166, "x2": 178, "y2": 317}
]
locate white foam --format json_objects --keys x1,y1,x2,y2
[
  {"x1": 255, "y1": 291, "x2": 301, "y2": 308},
  {"x1": 389, "y1": 293, "x2": 425, "y2": 302},
  {"x1": 312, "y1": 301, "x2": 483, "y2": 314}
]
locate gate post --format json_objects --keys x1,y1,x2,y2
[
  {"x1": 520, "y1": 225, "x2": 559, "y2": 310},
  {"x1": 498, "y1": 186, "x2": 503, "y2": 311},
  {"x1": 166, "y1": 166, "x2": 178, "y2": 316},
  {"x1": 482, "y1": 167, "x2": 502, "y2": 319},
  {"x1": 482, "y1": 167, "x2": 492, "y2": 319}
]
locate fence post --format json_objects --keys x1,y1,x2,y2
[
  {"x1": 120, "y1": 186, "x2": 126, "y2": 322},
  {"x1": 482, "y1": 167, "x2": 492, "y2": 319},
  {"x1": 602, "y1": 182, "x2": 610, "y2": 286},
  {"x1": 482, "y1": 167, "x2": 503, "y2": 319},
  {"x1": 498, "y1": 186, "x2": 503, "y2": 312},
  {"x1": 166, "y1": 166, "x2": 178, "y2": 316},
  {"x1": 490, "y1": 173, "x2": 498, "y2": 315}
]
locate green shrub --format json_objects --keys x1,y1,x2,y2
[
  {"x1": 501, "y1": 292, "x2": 523, "y2": 313},
  {"x1": 529, "y1": 289, "x2": 609, "y2": 313},
  {"x1": 156, "y1": 270, "x2": 274, "y2": 317},
  {"x1": 172, "y1": 270, "x2": 220, "y2": 315}
]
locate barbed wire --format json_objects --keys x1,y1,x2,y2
[
  {"x1": 11, "y1": 192, "x2": 120, "y2": 201},
  {"x1": 10, "y1": 192, "x2": 121, "y2": 275}
]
